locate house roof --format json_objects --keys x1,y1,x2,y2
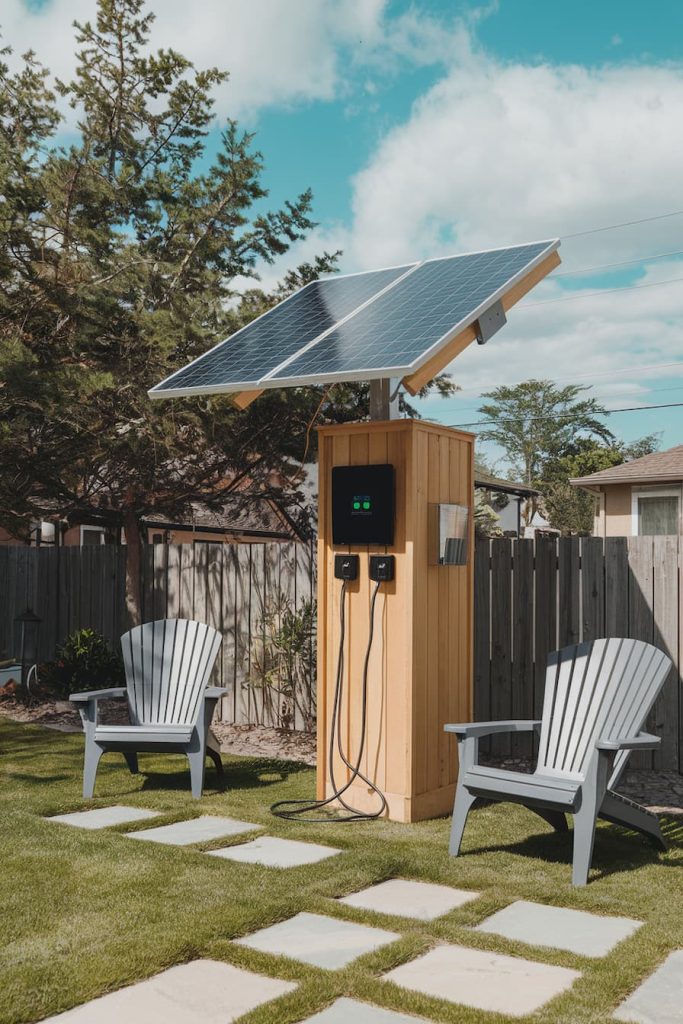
[
  {"x1": 142, "y1": 494, "x2": 302, "y2": 539},
  {"x1": 570, "y1": 444, "x2": 683, "y2": 490},
  {"x1": 474, "y1": 470, "x2": 539, "y2": 498}
]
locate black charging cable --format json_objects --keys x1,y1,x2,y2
[{"x1": 270, "y1": 579, "x2": 388, "y2": 823}]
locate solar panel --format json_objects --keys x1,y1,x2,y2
[
  {"x1": 270, "y1": 242, "x2": 552, "y2": 385},
  {"x1": 149, "y1": 240, "x2": 559, "y2": 400},
  {"x1": 149, "y1": 263, "x2": 414, "y2": 397}
]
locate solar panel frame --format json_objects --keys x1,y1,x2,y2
[{"x1": 148, "y1": 239, "x2": 559, "y2": 399}]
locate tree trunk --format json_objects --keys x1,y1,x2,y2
[{"x1": 123, "y1": 511, "x2": 143, "y2": 627}]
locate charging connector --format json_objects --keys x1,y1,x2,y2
[
  {"x1": 369, "y1": 554, "x2": 395, "y2": 582},
  {"x1": 334, "y1": 554, "x2": 359, "y2": 581}
]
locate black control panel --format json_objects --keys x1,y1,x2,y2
[{"x1": 331, "y1": 464, "x2": 395, "y2": 546}]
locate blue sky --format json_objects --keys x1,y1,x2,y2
[{"x1": 5, "y1": 0, "x2": 683, "y2": 471}]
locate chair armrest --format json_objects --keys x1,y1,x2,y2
[
  {"x1": 444, "y1": 720, "x2": 541, "y2": 738},
  {"x1": 597, "y1": 732, "x2": 661, "y2": 751},
  {"x1": 70, "y1": 688, "x2": 127, "y2": 703},
  {"x1": 204, "y1": 686, "x2": 228, "y2": 699}
]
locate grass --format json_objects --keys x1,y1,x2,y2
[{"x1": 1, "y1": 718, "x2": 682, "y2": 1024}]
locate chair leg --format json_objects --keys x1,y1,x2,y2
[
  {"x1": 531, "y1": 808, "x2": 569, "y2": 833},
  {"x1": 207, "y1": 747, "x2": 223, "y2": 774},
  {"x1": 123, "y1": 752, "x2": 139, "y2": 775},
  {"x1": 449, "y1": 787, "x2": 476, "y2": 856},
  {"x1": 188, "y1": 750, "x2": 206, "y2": 799},
  {"x1": 572, "y1": 802, "x2": 599, "y2": 886},
  {"x1": 83, "y1": 741, "x2": 104, "y2": 799}
]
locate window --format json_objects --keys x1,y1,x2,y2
[
  {"x1": 632, "y1": 488, "x2": 681, "y2": 536},
  {"x1": 80, "y1": 526, "x2": 106, "y2": 546}
]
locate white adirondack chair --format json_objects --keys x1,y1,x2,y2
[
  {"x1": 71, "y1": 619, "x2": 224, "y2": 799},
  {"x1": 445, "y1": 637, "x2": 672, "y2": 885}
]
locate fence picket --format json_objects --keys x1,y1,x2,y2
[{"x1": 490, "y1": 538, "x2": 512, "y2": 757}]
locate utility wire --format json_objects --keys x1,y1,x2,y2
[
  {"x1": 519, "y1": 275, "x2": 683, "y2": 309},
  {"x1": 445, "y1": 360, "x2": 683, "y2": 396},
  {"x1": 449, "y1": 401, "x2": 683, "y2": 430},
  {"x1": 554, "y1": 249, "x2": 683, "y2": 278},
  {"x1": 562, "y1": 209, "x2": 683, "y2": 239}
]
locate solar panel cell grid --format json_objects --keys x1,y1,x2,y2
[
  {"x1": 272, "y1": 242, "x2": 550, "y2": 382},
  {"x1": 151, "y1": 263, "x2": 413, "y2": 393}
]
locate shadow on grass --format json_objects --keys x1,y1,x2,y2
[
  {"x1": 135, "y1": 755, "x2": 311, "y2": 796},
  {"x1": 463, "y1": 812, "x2": 682, "y2": 881}
]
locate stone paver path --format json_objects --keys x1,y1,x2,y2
[
  {"x1": 127, "y1": 815, "x2": 259, "y2": 845},
  {"x1": 208, "y1": 835, "x2": 341, "y2": 868},
  {"x1": 384, "y1": 944, "x2": 581, "y2": 1018},
  {"x1": 236, "y1": 911, "x2": 400, "y2": 970},
  {"x1": 47, "y1": 806, "x2": 159, "y2": 829},
  {"x1": 339, "y1": 879, "x2": 478, "y2": 920},
  {"x1": 41, "y1": 959, "x2": 295, "y2": 1023},
  {"x1": 302, "y1": 997, "x2": 427, "y2": 1023},
  {"x1": 476, "y1": 900, "x2": 642, "y2": 957},
  {"x1": 614, "y1": 949, "x2": 683, "y2": 1024}
]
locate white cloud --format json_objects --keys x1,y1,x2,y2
[
  {"x1": 332, "y1": 34, "x2": 683, "y2": 447},
  {"x1": 1, "y1": 0, "x2": 458, "y2": 120}
]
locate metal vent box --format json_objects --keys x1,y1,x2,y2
[{"x1": 331, "y1": 464, "x2": 395, "y2": 546}]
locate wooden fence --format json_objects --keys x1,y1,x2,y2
[
  {"x1": 0, "y1": 541, "x2": 316, "y2": 729},
  {"x1": 474, "y1": 536, "x2": 683, "y2": 771},
  {"x1": 2, "y1": 537, "x2": 682, "y2": 771}
]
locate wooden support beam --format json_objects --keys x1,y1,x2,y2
[
  {"x1": 402, "y1": 249, "x2": 561, "y2": 396},
  {"x1": 231, "y1": 389, "x2": 263, "y2": 409}
]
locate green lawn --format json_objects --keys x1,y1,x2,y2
[{"x1": 1, "y1": 717, "x2": 682, "y2": 1024}]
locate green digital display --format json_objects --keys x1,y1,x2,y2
[{"x1": 352, "y1": 494, "x2": 372, "y2": 514}]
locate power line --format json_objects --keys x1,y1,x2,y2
[
  {"x1": 554, "y1": 249, "x2": 683, "y2": 278},
  {"x1": 447, "y1": 381, "x2": 683, "y2": 416},
  {"x1": 520, "y1": 275, "x2": 683, "y2": 309},
  {"x1": 448, "y1": 400, "x2": 683, "y2": 430},
  {"x1": 562, "y1": 209, "x2": 683, "y2": 240},
  {"x1": 444, "y1": 360, "x2": 683, "y2": 395}
]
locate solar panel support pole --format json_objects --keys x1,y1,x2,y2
[{"x1": 369, "y1": 378, "x2": 401, "y2": 420}]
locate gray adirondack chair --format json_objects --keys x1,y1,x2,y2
[
  {"x1": 445, "y1": 638, "x2": 672, "y2": 885},
  {"x1": 71, "y1": 619, "x2": 224, "y2": 799}
]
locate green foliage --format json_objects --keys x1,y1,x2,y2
[
  {"x1": 543, "y1": 435, "x2": 661, "y2": 535},
  {"x1": 42, "y1": 628, "x2": 125, "y2": 697},
  {"x1": 249, "y1": 594, "x2": 316, "y2": 732}
]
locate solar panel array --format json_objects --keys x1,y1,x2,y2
[
  {"x1": 150, "y1": 240, "x2": 558, "y2": 398},
  {"x1": 151, "y1": 264, "x2": 413, "y2": 394},
  {"x1": 272, "y1": 243, "x2": 549, "y2": 384}
]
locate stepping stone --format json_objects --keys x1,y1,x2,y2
[
  {"x1": 614, "y1": 949, "x2": 683, "y2": 1023},
  {"x1": 42, "y1": 959, "x2": 296, "y2": 1023},
  {"x1": 384, "y1": 944, "x2": 581, "y2": 1018},
  {"x1": 339, "y1": 879, "x2": 478, "y2": 920},
  {"x1": 236, "y1": 911, "x2": 400, "y2": 970},
  {"x1": 476, "y1": 900, "x2": 642, "y2": 958},
  {"x1": 302, "y1": 997, "x2": 428, "y2": 1023},
  {"x1": 128, "y1": 815, "x2": 259, "y2": 845},
  {"x1": 208, "y1": 836, "x2": 341, "y2": 868},
  {"x1": 47, "y1": 806, "x2": 159, "y2": 829}
]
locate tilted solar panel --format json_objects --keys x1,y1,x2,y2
[
  {"x1": 149, "y1": 239, "x2": 559, "y2": 400},
  {"x1": 270, "y1": 242, "x2": 553, "y2": 385},
  {"x1": 149, "y1": 263, "x2": 414, "y2": 397}
]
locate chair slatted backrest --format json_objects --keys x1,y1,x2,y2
[
  {"x1": 121, "y1": 619, "x2": 222, "y2": 726},
  {"x1": 537, "y1": 638, "x2": 671, "y2": 785}
]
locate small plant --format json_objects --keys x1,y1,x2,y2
[
  {"x1": 43, "y1": 629, "x2": 125, "y2": 699},
  {"x1": 249, "y1": 595, "x2": 316, "y2": 732}
]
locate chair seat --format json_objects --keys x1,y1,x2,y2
[
  {"x1": 465, "y1": 764, "x2": 581, "y2": 807},
  {"x1": 95, "y1": 724, "x2": 194, "y2": 745}
]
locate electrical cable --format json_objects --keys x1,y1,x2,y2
[
  {"x1": 270, "y1": 579, "x2": 387, "y2": 823},
  {"x1": 562, "y1": 209, "x2": 683, "y2": 239}
]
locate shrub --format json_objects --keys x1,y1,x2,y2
[{"x1": 43, "y1": 629, "x2": 125, "y2": 698}]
